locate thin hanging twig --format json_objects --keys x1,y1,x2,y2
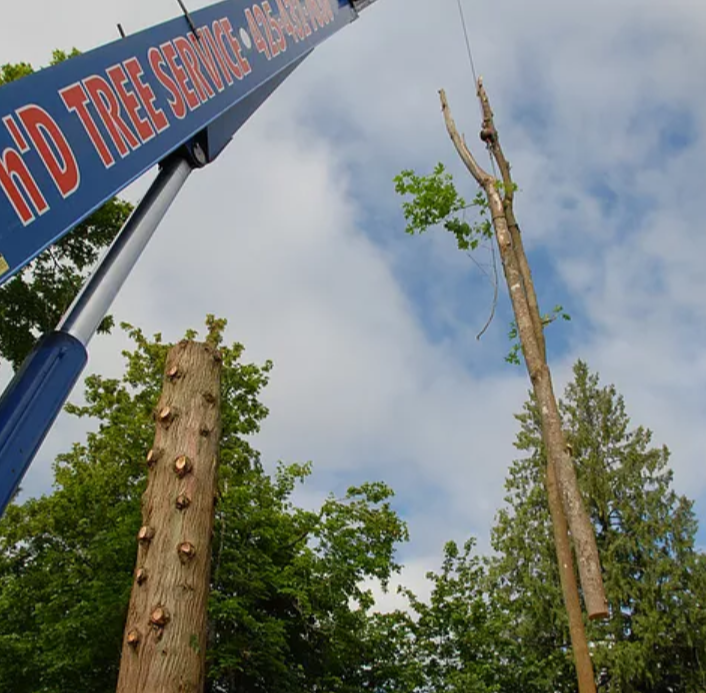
[
  {"x1": 460, "y1": 204, "x2": 498, "y2": 339},
  {"x1": 474, "y1": 238, "x2": 499, "y2": 340}
]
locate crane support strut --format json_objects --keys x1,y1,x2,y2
[{"x1": 0, "y1": 0, "x2": 380, "y2": 514}]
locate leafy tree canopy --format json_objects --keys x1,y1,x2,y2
[{"x1": 0, "y1": 318, "x2": 409, "y2": 693}]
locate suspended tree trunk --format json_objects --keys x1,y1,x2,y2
[
  {"x1": 116, "y1": 339, "x2": 222, "y2": 693},
  {"x1": 439, "y1": 81, "x2": 607, "y2": 692}
]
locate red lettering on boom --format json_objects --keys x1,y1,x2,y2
[
  {"x1": 160, "y1": 41, "x2": 201, "y2": 111},
  {"x1": 0, "y1": 117, "x2": 49, "y2": 226},
  {"x1": 190, "y1": 30, "x2": 225, "y2": 92},
  {"x1": 290, "y1": 0, "x2": 312, "y2": 37},
  {"x1": 245, "y1": 9, "x2": 271, "y2": 59},
  {"x1": 264, "y1": 2, "x2": 288, "y2": 52},
  {"x1": 124, "y1": 57, "x2": 170, "y2": 134},
  {"x1": 303, "y1": 0, "x2": 325, "y2": 29},
  {"x1": 321, "y1": 0, "x2": 334, "y2": 23},
  {"x1": 253, "y1": 4, "x2": 281, "y2": 57},
  {"x1": 283, "y1": 0, "x2": 306, "y2": 40},
  {"x1": 149, "y1": 47, "x2": 188, "y2": 119},
  {"x1": 4, "y1": 115, "x2": 28, "y2": 151},
  {"x1": 106, "y1": 63, "x2": 155, "y2": 143},
  {"x1": 83, "y1": 75, "x2": 141, "y2": 157},
  {"x1": 174, "y1": 36, "x2": 215, "y2": 103},
  {"x1": 60, "y1": 82, "x2": 115, "y2": 168},
  {"x1": 219, "y1": 19, "x2": 252, "y2": 77},
  {"x1": 276, "y1": 0, "x2": 298, "y2": 41},
  {"x1": 213, "y1": 20, "x2": 244, "y2": 81},
  {"x1": 16, "y1": 105, "x2": 80, "y2": 198},
  {"x1": 204, "y1": 23, "x2": 235, "y2": 84}
]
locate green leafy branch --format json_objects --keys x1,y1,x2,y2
[
  {"x1": 394, "y1": 163, "x2": 492, "y2": 251},
  {"x1": 394, "y1": 163, "x2": 571, "y2": 363},
  {"x1": 505, "y1": 305, "x2": 571, "y2": 365}
]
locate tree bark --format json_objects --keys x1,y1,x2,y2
[
  {"x1": 475, "y1": 88, "x2": 598, "y2": 681},
  {"x1": 547, "y1": 459, "x2": 597, "y2": 693},
  {"x1": 473, "y1": 80, "x2": 607, "y2": 621},
  {"x1": 439, "y1": 86, "x2": 605, "y2": 691},
  {"x1": 116, "y1": 339, "x2": 222, "y2": 693},
  {"x1": 478, "y1": 85, "x2": 546, "y2": 363}
]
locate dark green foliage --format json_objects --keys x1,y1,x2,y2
[
  {"x1": 386, "y1": 361, "x2": 706, "y2": 692},
  {"x1": 0, "y1": 319, "x2": 409, "y2": 693},
  {"x1": 208, "y1": 464, "x2": 409, "y2": 693},
  {"x1": 489, "y1": 360, "x2": 706, "y2": 691},
  {"x1": 400, "y1": 539, "x2": 512, "y2": 693},
  {"x1": 0, "y1": 62, "x2": 33, "y2": 85},
  {"x1": 0, "y1": 52, "x2": 133, "y2": 369}
]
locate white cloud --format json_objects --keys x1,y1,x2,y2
[
  {"x1": 363, "y1": 554, "x2": 437, "y2": 615},
  {"x1": 3, "y1": 0, "x2": 706, "y2": 600}
]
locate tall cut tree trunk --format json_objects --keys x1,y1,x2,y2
[
  {"x1": 438, "y1": 82, "x2": 607, "y2": 693},
  {"x1": 116, "y1": 339, "x2": 222, "y2": 693},
  {"x1": 473, "y1": 84, "x2": 606, "y2": 622}
]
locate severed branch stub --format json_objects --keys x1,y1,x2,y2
[
  {"x1": 157, "y1": 405, "x2": 177, "y2": 428},
  {"x1": 150, "y1": 606, "x2": 170, "y2": 629},
  {"x1": 127, "y1": 629, "x2": 141, "y2": 648},
  {"x1": 138, "y1": 526, "x2": 155, "y2": 544},
  {"x1": 176, "y1": 493, "x2": 192, "y2": 511},
  {"x1": 178, "y1": 542, "x2": 196, "y2": 563},
  {"x1": 439, "y1": 83, "x2": 607, "y2": 692},
  {"x1": 174, "y1": 455, "x2": 192, "y2": 477},
  {"x1": 146, "y1": 447, "x2": 162, "y2": 467},
  {"x1": 167, "y1": 365, "x2": 180, "y2": 380}
]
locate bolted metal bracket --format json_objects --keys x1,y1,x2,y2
[
  {"x1": 180, "y1": 137, "x2": 208, "y2": 169},
  {"x1": 350, "y1": 0, "x2": 380, "y2": 14}
]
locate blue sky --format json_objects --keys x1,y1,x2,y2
[{"x1": 2, "y1": 0, "x2": 706, "y2": 605}]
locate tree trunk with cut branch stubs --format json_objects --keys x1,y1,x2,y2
[
  {"x1": 116, "y1": 340, "x2": 222, "y2": 693},
  {"x1": 438, "y1": 82, "x2": 607, "y2": 693}
]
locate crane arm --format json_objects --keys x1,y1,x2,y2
[
  {"x1": 0, "y1": 0, "x2": 377, "y2": 286},
  {"x1": 0, "y1": 0, "x2": 380, "y2": 515}
]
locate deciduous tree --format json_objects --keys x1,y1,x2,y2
[
  {"x1": 394, "y1": 79, "x2": 606, "y2": 691},
  {"x1": 0, "y1": 319, "x2": 409, "y2": 692}
]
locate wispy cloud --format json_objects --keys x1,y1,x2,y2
[{"x1": 3, "y1": 0, "x2": 706, "y2": 573}]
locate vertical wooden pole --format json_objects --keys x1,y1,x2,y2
[
  {"x1": 547, "y1": 462, "x2": 597, "y2": 693},
  {"x1": 438, "y1": 86, "x2": 602, "y2": 692},
  {"x1": 117, "y1": 339, "x2": 222, "y2": 693}
]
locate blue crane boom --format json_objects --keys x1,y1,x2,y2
[{"x1": 0, "y1": 0, "x2": 379, "y2": 514}]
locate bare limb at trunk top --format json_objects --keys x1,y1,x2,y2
[
  {"x1": 473, "y1": 80, "x2": 606, "y2": 621},
  {"x1": 438, "y1": 85, "x2": 607, "y2": 691},
  {"x1": 477, "y1": 83, "x2": 546, "y2": 363},
  {"x1": 116, "y1": 339, "x2": 222, "y2": 693}
]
